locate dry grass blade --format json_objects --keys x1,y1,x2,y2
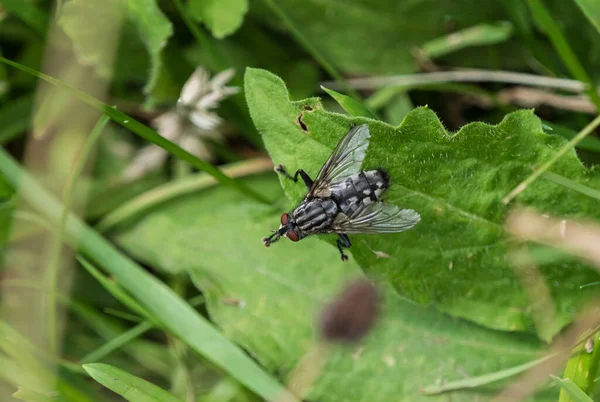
[
  {"x1": 494, "y1": 209, "x2": 600, "y2": 401},
  {"x1": 507, "y1": 209, "x2": 600, "y2": 269}
]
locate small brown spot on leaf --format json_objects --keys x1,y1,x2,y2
[
  {"x1": 352, "y1": 346, "x2": 364, "y2": 360},
  {"x1": 222, "y1": 297, "x2": 245, "y2": 308}
]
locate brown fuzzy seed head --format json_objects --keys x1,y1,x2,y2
[{"x1": 319, "y1": 279, "x2": 379, "y2": 343}]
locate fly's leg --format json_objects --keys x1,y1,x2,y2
[
  {"x1": 275, "y1": 164, "x2": 314, "y2": 190},
  {"x1": 262, "y1": 230, "x2": 281, "y2": 247},
  {"x1": 336, "y1": 234, "x2": 351, "y2": 262}
]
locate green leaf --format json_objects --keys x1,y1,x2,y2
[
  {"x1": 12, "y1": 387, "x2": 61, "y2": 402},
  {"x1": 58, "y1": 0, "x2": 172, "y2": 94},
  {"x1": 126, "y1": 0, "x2": 174, "y2": 94},
  {"x1": 421, "y1": 21, "x2": 514, "y2": 59},
  {"x1": 83, "y1": 363, "x2": 183, "y2": 402},
  {"x1": 553, "y1": 376, "x2": 594, "y2": 402},
  {"x1": 573, "y1": 0, "x2": 600, "y2": 33},
  {"x1": 188, "y1": 0, "x2": 248, "y2": 39},
  {"x1": 243, "y1": 67, "x2": 600, "y2": 340},
  {"x1": 0, "y1": 0, "x2": 49, "y2": 35},
  {"x1": 321, "y1": 86, "x2": 377, "y2": 119},
  {"x1": 58, "y1": 0, "x2": 126, "y2": 78},
  {"x1": 250, "y1": 0, "x2": 516, "y2": 74},
  {"x1": 115, "y1": 174, "x2": 555, "y2": 401}
]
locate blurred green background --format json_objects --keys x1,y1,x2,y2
[{"x1": 2, "y1": 0, "x2": 600, "y2": 401}]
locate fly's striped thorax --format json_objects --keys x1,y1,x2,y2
[
  {"x1": 330, "y1": 169, "x2": 389, "y2": 216},
  {"x1": 292, "y1": 198, "x2": 338, "y2": 235}
]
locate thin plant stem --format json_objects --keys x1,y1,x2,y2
[
  {"x1": 45, "y1": 114, "x2": 110, "y2": 356},
  {"x1": 321, "y1": 69, "x2": 589, "y2": 92},
  {"x1": 503, "y1": 114, "x2": 600, "y2": 204},
  {"x1": 80, "y1": 322, "x2": 153, "y2": 364},
  {"x1": 96, "y1": 158, "x2": 272, "y2": 233},
  {"x1": 262, "y1": 0, "x2": 362, "y2": 102},
  {"x1": 542, "y1": 172, "x2": 600, "y2": 201}
]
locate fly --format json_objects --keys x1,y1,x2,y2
[{"x1": 262, "y1": 123, "x2": 421, "y2": 261}]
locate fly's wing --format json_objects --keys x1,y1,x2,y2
[
  {"x1": 333, "y1": 202, "x2": 420, "y2": 234},
  {"x1": 309, "y1": 124, "x2": 371, "y2": 197}
]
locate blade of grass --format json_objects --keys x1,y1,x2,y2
[
  {"x1": 103, "y1": 309, "x2": 145, "y2": 323},
  {"x1": 80, "y1": 322, "x2": 153, "y2": 364},
  {"x1": 261, "y1": 0, "x2": 361, "y2": 102},
  {"x1": 45, "y1": 114, "x2": 110, "y2": 356},
  {"x1": 0, "y1": 148, "x2": 295, "y2": 402},
  {"x1": 552, "y1": 375, "x2": 595, "y2": 402},
  {"x1": 526, "y1": 0, "x2": 600, "y2": 111},
  {"x1": 80, "y1": 295, "x2": 204, "y2": 365},
  {"x1": 78, "y1": 257, "x2": 153, "y2": 322},
  {"x1": 543, "y1": 171, "x2": 600, "y2": 200},
  {"x1": 0, "y1": 57, "x2": 271, "y2": 205},
  {"x1": 421, "y1": 354, "x2": 553, "y2": 394},
  {"x1": 96, "y1": 158, "x2": 272, "y2": 233},
  {"x1": 83, "y1": 363, "x2": 183, "y2": 402},
  {"x1": 559, "y1": 339, "x2": 598, "y2": 402},
  {"x1": 321, "y1": 86, "x2": 377, "y2": 119},
  {"x1": 542, "y1": 121, "x2": 600, "y2": 152},
  {"x1": 69, "y1": 302, "x2": 170, "y2": 377},
  {"x1": 503, "y1": 113, "x2": 600, "y2": 204},
  {"x1": 573, "y1": 0, "x2": 600, "y2": 33},
  {"x1": 421, "y1": 21, "x2": 513, "y2": 59}
]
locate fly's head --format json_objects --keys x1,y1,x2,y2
[{"x1": 262, "y1": 212, "x2": 303, "y2": 247}]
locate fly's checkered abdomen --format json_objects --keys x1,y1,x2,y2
[{"x1": 330, "y1": 169, "x2": 389, "y2": 216}]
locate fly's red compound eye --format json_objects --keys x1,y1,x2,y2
[
  {"x1": 286, "y1": 230, "x2": 300, "y2": 242},
  {"x1": 281, "y1": 213, "x2": 289, "y2": 225}
]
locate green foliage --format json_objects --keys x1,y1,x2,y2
[
  {"x1": 188, "y1": 0, "x2": 248, "y2": 39},
  {"x1": 0, "y1": 147, "x2": 289, "y2": 402},
  {"x1": 0, "y1": 0, "x2": 48, "y2": 35},
  {"x1": 115, "y1": 174, "x2": 556, "y2": 401},
  {"x1": 250, "y1": 0, "x2": 511, "y2": 74},
  {"x1": 553, "y1": 376, "x2": 595, "y2": 402},
  {"x1": 526, "y1": 0, "x2": 600, "y2": 110},
  {"x1": 244, "y1": 67, "x2": 600, "y2": 340},
  {"x1": 321, "y1": 85, "x2": 376, "y2": 118},
  {"x1": 421, "y1": 21, "x2": 514, "y2": 58},
  {"x1": 58, "y1": 0, "x2": 173, "y2": 95},
  {"x1": 573, "y1": 0, "x2": 600, "y2": 34},
  {"x1": 83, "y1": 363, "x2": 183, "y2": 402},
  {"x1": 4, "y1": 0, "x2": 600, "y2": 400}
]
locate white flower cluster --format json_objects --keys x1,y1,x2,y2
[{"x1": 124, "y1": 67, "x2": 239, "y2": 181}]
